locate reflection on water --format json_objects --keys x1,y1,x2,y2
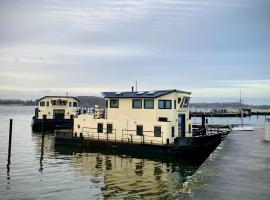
[
  {"x1": 0, "y1": 106, "x2": 201, "y2": 200},
  {"x1": 55, "y1": 145, "x2": 202, "y2": 199}
]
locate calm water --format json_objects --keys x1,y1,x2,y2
[{"x1": 0, "y1": 106, "x2": 201, "y2": 200}]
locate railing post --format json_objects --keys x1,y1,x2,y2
[
  {"x1": 115, "y1": 130, "x2": 116, "y2": 143},
  {"x1": 162, "y1": 132, "x2": 163, "y2": 145},
  {"x1": 107, "y1": 132, "x2": 108, "y2": 142},
  {"x1": 131, "y1": 134, "x2": 133, "y2": 143},
  {"x1": 142, "y1": 135, "x2": 144, "y2": 143}
]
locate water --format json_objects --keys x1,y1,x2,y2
[{"x1": 0, "y1": 106, "x2": 201, "y2": 200}]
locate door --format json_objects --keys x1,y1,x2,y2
[
  {"x1": 178, "y1": 114, "x2": 186, "y2": 137},
  {"x1": 53, "y1": 109, "x2": 65, "y2": 120}
]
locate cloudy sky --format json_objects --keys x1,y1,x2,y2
[{"x1": 0, "y1": 0, "x2": 269, "y2": 104}]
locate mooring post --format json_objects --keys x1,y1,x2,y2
[
  {"x1": 7, "y1": 119, "x2": 13, "y2": 164},
  {"x1": 40, "y1": 116, "x2": 45, "y2": 163}
]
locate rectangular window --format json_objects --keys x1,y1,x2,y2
[
  {"x1": 174, "y1": 100, "x2": 176, "y2": 109},
  {"x1": 158, "y1": 100, "x2": 172, "y2": 109},
  {"x1": 69, "y1": 102, "x2": 72, "y2": 107},
  {"x1": 154, "y1": 126, "x2": 161, "y2": 137},
  {"x1": 144, "y1": 99, "x2": 154, "y2": 109},
  {"x1": 97, "y1": 123, "x2": 103, "y2": 133},
  {"x1": 73, "y1": 102, "x2": 78, "y2": 107},
  {"x1": 105, "y1": 100, "x2": 108, "y2": 108},
  {"x1": 107, "y1": 124, "x2": 113, "y2": 134},
  {"x1": 178, "y1": 98, "x2": 182, "y2": 104},
  {"x1": 132, "y1": 99, "x2": 142, "y2": 109},
  {"x1": 136, "y1": 125, "x2": 143, "y2": 136},
  {"x1": 172, "y1": 126, "x2": 175, "y2": 137},
  {"x1": 46, "y1": 101, "x2": 49, "y2": 107},
  {"x1": 158, "y1": 117, "x2": 168, "y2": 122},
  {"x1": 110, "y1": 99, "x2": 119, "y2": 108},
  {"x1": 40, "y1": 101, "x2": 45, "y2": 107}
]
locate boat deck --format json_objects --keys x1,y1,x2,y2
[{"x1": 186, "y1": 128, "x2": 270, "y2": 200}]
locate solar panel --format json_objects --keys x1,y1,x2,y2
[
  {"x1": 137, "y1": 91, "x2": 145, "y2": 95},
  {"x1": 147, "y1": 91, "x2": 156, "y2": 95}
]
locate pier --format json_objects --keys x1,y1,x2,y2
[{"x1": 187, "y1": 128, "x2": 270, "y2": 200}]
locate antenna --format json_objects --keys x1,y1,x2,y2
[
  {"x1": 66, "y1": 91, "x2": 69, "y2": 97},
  {"x1": 135, "y1": 81, "x2": 138, "y2": 92}
]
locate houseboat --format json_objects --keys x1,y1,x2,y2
[
  {"x1": 32, "y1": 96, "x2": 80, "y2": 131},
  {"x1": 55, "y1": 89, "x2": 222, "y2": 155}
]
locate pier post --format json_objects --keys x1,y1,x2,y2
[
  {"x1": 40, "y1": 116, "x2": 45, "y2": 164},
  {"x1": 7, "y1": 119, "x2": 13, "y2": 164},
  {"x1": 264, "y1": 119, "x2": 270, "y2": 142}
]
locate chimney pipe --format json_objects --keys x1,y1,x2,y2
[{"x1": 132, "y1": 86, "x2": 134, "y2": 92}]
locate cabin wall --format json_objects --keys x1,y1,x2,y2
[
  {"x1": 37, "y1": 97, "x2": 79, "y2": 119},
  {"x1": 74, "y1": 115, "x2": 174, "y2": 144}
]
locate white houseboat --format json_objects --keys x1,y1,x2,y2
[
  {"x1": 55, "y1": 89, "x2": 221, "y2": 155},
  {"x1": 32, "y1": 96, "x2": 80, "y2": 131}
]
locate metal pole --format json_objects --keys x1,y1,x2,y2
[
  {"x1": 7, "y1": 119, "x2": 13, "y2": 163},
  {"x1": 40, "y1": 116, "x2": 45, "y2": 164}
]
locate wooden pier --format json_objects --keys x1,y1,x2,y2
[{"x1": 182, "y1": 128, "x2": 270, "y2": 200}]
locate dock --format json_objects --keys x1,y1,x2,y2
[{"x1": 184, "y1": 128, "x2": 270, "y2": 200}]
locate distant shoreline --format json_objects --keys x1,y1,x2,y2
[{"x1": 0, "y1": 97, "x2": 269, "y2": 109}]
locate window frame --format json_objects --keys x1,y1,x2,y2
[
  {"x1": 73, "y1": 102, "x2": 78, "y2": 107},
  {"x1": 136, "y1": 125, "x2": 143, "y2": 136},
  {"x1": 110, "y1": 99, "x2": 119, "y2": 108},
  {"x1": 107, "y1": 123, "x2": 113, "y2": 134},
  {"x1": 158, "y1": 100, "x2": 172, "y2": 109},
  {"x1": 97, "y1": 123, "x2": 103, "y2": 133},
  {"x1": 144, "y1": 99, "x2": 154, "y2": 109},
  {"x1": 154, "y1": 126, "x2": 161, "y2": 137},
  {"x1": 132, "y1": 99, "x2": 142, "y2": 109}
]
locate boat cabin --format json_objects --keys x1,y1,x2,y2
[
  {"x1": 35, "y1": 96, "x2": 80, "y2": 120},
  {"x1": 73, "y1": 89, "x2": 192, "y2": 145}
]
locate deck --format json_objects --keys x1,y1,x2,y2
[{"x1": 182, "y1": 128, "x2": 270, "y2": 200}]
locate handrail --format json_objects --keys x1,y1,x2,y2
[
  {"x1": 82, "y1": 127, "x2": 117, "y2": 142},
  {"x1": 122, "y1": 129, "x2": 164, "y2": 145}
]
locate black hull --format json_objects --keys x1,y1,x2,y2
[
  {"x1": 32, "y1": 118, "x2": 73, "y2": 132},
  {"x1": 54, "y1": 133, "x2": 221, "y2": 156}
]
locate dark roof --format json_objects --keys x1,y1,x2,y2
[
  {"x1": 102, "y1": 89, "x2": 191, "y2": 99},
  {"x1": 38, "y1": 96, "x2": 80, "y2": 102}
]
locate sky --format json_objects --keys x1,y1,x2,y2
[{"x1": 0, "y1": 0, "x2": 269, "y2": 104}]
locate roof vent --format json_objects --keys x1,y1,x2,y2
[{"x1": 115, "y1": 92, "x2": 122, "y2": 95}]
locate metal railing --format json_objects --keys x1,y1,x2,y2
[
  {"x1": 81, "y1": 127, "x2": 117, "y2": 142},
  {"x1": 121, "y1": 129, "x2": 164, "y2": 145}
]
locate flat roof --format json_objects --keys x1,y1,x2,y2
[
  {"x1": 102, "y1": 89, "x2": 191, "y2": 99},
  {"x1": 37, "y1": 96, "x2": 80, "y2": 102}
]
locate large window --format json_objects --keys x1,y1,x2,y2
[
  {"x1": 144, "y1": 99, "x2": 154, "y2": 109},
  {"x1": 132, "y1": 99, "x2": 142, "y2": 109},
  {"x1": 154, "y1": 126, "x2": 161, "y2": 137},
  {"x1": 158, "y1": 100, "x2": 172, "y2": 109},
  {"x1": 73, "y1": 102, "x2": 78, "y2": 107},
  {"x1": 136, "y1": 125, "x2": 143, "y2": 136},
  {"x1": 40, "y1": 101, "x2": 45, "y2": 107},
  {"x1": 110, "y1": 99, "x2": 119, "y2": 108}
]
